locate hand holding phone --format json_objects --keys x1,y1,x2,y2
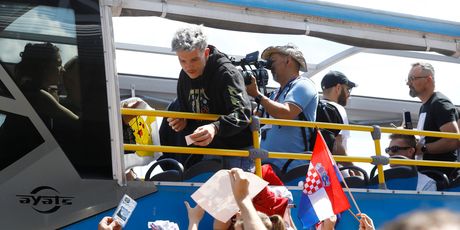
[
  {"x1": 403, "y1": 111, "x2": 413, "y2": 129},
  {"x1": 113, "y1": 194, "x2": 137, "y2": 227}
]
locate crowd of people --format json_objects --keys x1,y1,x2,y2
[
  {"x1": 113, "y1": 24, "x2": 460, "y2": 229},
  {"x1": 124, "y1": 24, "x2": 460, "y2": 184}
]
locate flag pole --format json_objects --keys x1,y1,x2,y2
[
  {"x1": 347, "y1": 209, "x2": 360, "y2": 222},
  {"x1": 337, "y1": 166, "x2": 362, "y2": 215}
]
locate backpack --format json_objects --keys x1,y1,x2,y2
[{"x1": 299, "y1": 99, "x2": 342, "y2": 151}]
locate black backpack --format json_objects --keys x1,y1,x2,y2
[
  {"x1": 299, "y1": 99, "x2": 342, "y2": 151},
  {"x1": 314, "y1": 100, "x2": 342, "y2": 150}
]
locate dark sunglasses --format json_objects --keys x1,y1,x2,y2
[{"x1": 385, "y1": 146, "x2": 412, "y2": 153}]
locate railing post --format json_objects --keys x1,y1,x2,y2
[
  {"x1": 251, "y1": 116, "x2": 262, "y2": 177},
  {"x1": 371, "y1": 125, "x2": 386, "y2": 189}
]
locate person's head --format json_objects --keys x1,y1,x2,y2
[
  {"x1": 406, "y1": 62, "x2": 435, "y2": 98},
  {"x1": 383, "y1": 209, "x2": 460, "y2": 230},
  {"x1": 15, "y1": 42, "x2": 62, "y2": 90},
  {"x1": 171, "y1": 25, "x2": 209, "y2": 79},
  {"x1": 63, "y1": 56, "x2": 81, "y2": 107},
  {"x1": 386, "y1": 134, "x2": 417, "y2": 160},
  {"x1": 232, "y1": 212, "x2": 285, "y2": 230},
  {"x1": 261, "y1": 43, "x2": 306, "y2": 85},
  {"x1": 269, "y1": 215, "x2": 286, "y2": 230},
  {"x1": 321, "y1": 71, "x2": 356, "y2": 106}
]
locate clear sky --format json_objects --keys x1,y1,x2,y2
[{"x1": 113, "y1": 0, "x2": 460, "y2": 172}]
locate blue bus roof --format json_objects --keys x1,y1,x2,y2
[{"x1": 210, "y1": 0, "x2": 460, "y2": 37}]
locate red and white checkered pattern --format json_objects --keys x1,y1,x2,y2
[{"x1": 303, "y1": 167, "x2": 323, "y2": 195}]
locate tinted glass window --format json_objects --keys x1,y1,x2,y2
[
  {"x1": 0, "y1": 1, "x2": 112, "y2": 178},
  {"x1": 0, "y1": 77, "x2": 12, "y2": 98},
  {"x1": 0, "y1": 110, "x2": 44, "y2": 170}
]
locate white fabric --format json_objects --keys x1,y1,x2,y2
[
  {"x1": 417, "y1": 173, "x2": 437, "y2": 191},
  {"x1": 415, "y1": 112, "x2": 427, "y2": 160},
  {"x1": 148, "y1": 220, "x2": 179, "y2": 230},
  {"x1": 325, "y1": 101, "x2": 350, "y2": 149},
  {"x1": 121, "y1": 97, "x2": 162, "y2": 170},
  {"x1": 268, "y1": 185, "x2": 294, "y2": 203},
  {"x1": 309, "y1": 187, "x2": 335, "y2": 222}
]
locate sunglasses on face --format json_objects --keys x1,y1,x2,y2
[{"x1": 385, "y1": 146, "x2": 412, "y2": 153}]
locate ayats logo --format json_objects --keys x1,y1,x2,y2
[{"x1": 16, "y1": 186, "x2": 74, "y2": 214}]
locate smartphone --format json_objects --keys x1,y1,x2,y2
[
  {"x1": 113, "y1": 194, "x2": 137, "y2": 227},
  {"x1": 404, "y1": 111, "x2": 413, "y2": 129}
]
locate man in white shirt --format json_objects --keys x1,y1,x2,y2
[
  {"x1": 386, "y1": 133, "x2": 437, "y2": 191},
  {"x1": 320, "y1": 71, "x2": 356, "y2": 163}
]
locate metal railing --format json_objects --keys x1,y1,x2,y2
[{"x1": 121, "y1": 108, "x2": 460, "y2": 187}]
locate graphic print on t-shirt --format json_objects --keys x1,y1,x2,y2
[{"x1": 189, "y1": 88, "x2": 210, "y2": 113}]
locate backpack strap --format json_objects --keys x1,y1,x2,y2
[{"x1": 281, "y1": 111, "x2": 312, "y2": 174}]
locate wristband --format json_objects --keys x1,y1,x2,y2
[
  {"x1": 421, "y1": 144, "x2": 428, "y2": 154},
  {"x1": 254, "y1": 94, "x2": 263, "y2": 104}
]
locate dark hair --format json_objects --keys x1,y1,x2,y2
[
  {"x1": 15, "y1": 42, "x2": 61, "y2": 90},
  {"x1": 269, "y1": 215, "x2": 286, "y2": 230},
  {"x1": 389, "y1": 134, "x2": 417, "y2": 148}
]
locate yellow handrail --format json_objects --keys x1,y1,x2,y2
[
  {"x1": 121, "y1": 108, "x2": 460, "y2": 186},
  {"x1": 124, "y1": 144, "x2": 460, "y2": 168}
]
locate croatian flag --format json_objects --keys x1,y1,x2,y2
[{"x1": 297, "y1": 131, "x2": 350, "y2": 229}]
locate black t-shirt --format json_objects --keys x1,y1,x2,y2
[{"x1": 418, "y1": 92, "x2": 459, "y2": 176}]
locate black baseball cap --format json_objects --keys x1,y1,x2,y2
[{"x1": 321, "y1": 71, "x2": 357, "y2": 89}]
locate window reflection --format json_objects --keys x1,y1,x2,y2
[{"x1": 0, "y1": 110, "x2": 44, "y2": 171}]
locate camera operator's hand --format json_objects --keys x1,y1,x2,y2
[{"x1": 245, "y1": 76, "x2": 260, "y2": 98}]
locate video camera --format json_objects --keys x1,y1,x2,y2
[{"x1": 231, "y1": 51, "x2": 271, "y2": 88}]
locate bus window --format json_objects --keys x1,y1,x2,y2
[{"x1": 0, "y1": 1, "x2": 112, "y2": 178}]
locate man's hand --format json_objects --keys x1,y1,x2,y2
[
  {"x1": 229, "y1": 168, "x2": 250, "y2": 204},
  {"x1": 321, "y1": 215, "x2": 337, "y2": 230},
  {"x1": 167, "y1": 118, "x2": 187, "y2": 132},
  {"x1": 184, "y1": 201, "x2": 205, "y2": 229},
  {"x1": 121, "y1": 100, "x2": 142, "y2": 124},
  {"x1": 357, "y1": 213, "x2": 375, "y2": 230},
  {"x1": 245, "y1": 76, "x2": 260, "y2": 98},
  {"x1": 98, "y1": 216, "x2": 121, "y2": 230},
  {"x1": 189, "y1": 124, "x2": 217, "y2": 146}
]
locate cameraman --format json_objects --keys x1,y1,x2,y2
[{"x1": 246, "y1": 43, "x2": 318, "y2": 171}]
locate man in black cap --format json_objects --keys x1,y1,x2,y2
[{"x1": 320, "y1": 71, "x2": 356, "y2": 166}]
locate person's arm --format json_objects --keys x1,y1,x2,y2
[
  {"x1": 260, "y1": 77, "x2": 317, "y2": 120},
  {"x1": 246, "y1": 76, "x2": 301, "y2": 120},
  {"x1": 416, "y1": 121, "x2": 459, "y2": 154},
  {"x1": 169, "y1": 72, "x2": 189, "y2": 133},
  {"x1": 229, "y1": 168, "x2": 267, "y2": 230},
  {"x1": 184, "y1": 201, "x2": 205, "y2": 230},
  {"x1": 258, "y1": 95, "x2": 302, "y2": 120},
  {"x1": 216, "y1": 69, "x2": 252, "y2": 137}
]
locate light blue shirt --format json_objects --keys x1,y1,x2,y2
[{"x1": 261, "y1": 76, "x2": 318, "y2": 170}]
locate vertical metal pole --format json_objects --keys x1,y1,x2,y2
[
  {"x1": 100, "y1": 0, "x2": 126, "y2": 186},
  {"x1": 251, "y1": 116, "x2": 262, "y2": 177},
  {"x1": 371, "y1": 125, "x2": 386, "y2": 189}
]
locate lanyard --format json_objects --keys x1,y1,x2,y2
[{"x1": 273, "y1": 76, "x2": 299, "y2": 102}]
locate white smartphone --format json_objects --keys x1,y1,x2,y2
[{"x1": 112, "y1": 194, "x2": 137, "y2": 227}]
